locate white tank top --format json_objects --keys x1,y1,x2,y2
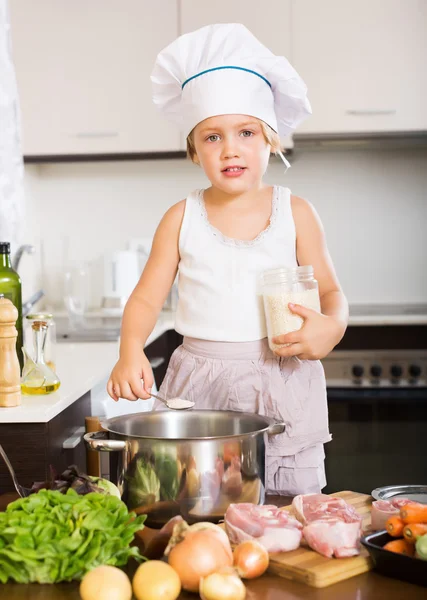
[{"x1": 175, "y1": 186, "x2": 298, "y2": 342}]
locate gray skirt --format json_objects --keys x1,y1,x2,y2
[{"x1": 156, "y1": 337, "x2": 331, "y2": 495}]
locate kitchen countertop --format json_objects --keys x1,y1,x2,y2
[
  {"x1": 0, "y1": 492, "x2": 425, "y2": 599},
  {"x1": 0, "y1": 310, "x2": 175, "y2": 424},
  {"x1": 4, "y1": 302, "x2": 423, "y2": 424},
  {"x1": 348, "y1": 303, "x2": 427, "y2": 326}
]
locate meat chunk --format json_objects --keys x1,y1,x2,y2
[
  {"x1": 302, "y1": 519, "x2": 362, "y2": 558},
  {"x1": 224, "y1": 503, "x2": 302, "y2": 553},
  {"x1": 292, "y1": 493, "x2": 362, "y2": 525},
  {"x1": 291, "y1": 494, "x2": 362, "y2": 558},
  {"x1": 371, "y1": 498, "x2": 413, "y2": 531}
]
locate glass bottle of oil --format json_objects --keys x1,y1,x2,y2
[
  {"x1": 0, "y1": 242, "x2": 23, "y2": 371},
  {"x1": 21, "y1": 320, "x2": 60, "y2": 395}
]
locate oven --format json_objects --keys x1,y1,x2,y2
[{"x1": 322, "y1": 323, "x2": 427, "y2": 495}]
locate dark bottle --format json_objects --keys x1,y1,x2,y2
[{"x1": 0, "y1": 242, "x2": 23, "y2": 371}]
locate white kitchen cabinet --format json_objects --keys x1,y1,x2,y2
[
  {"x1": 180, "y1": 0, "x2": 291, "y2": 57},
  {"x1": 292, "y1": 0, "x2": 427, "y2": 134},
  {"x1": 9, "y1": 1, "x2": 180, "y2": 156}
]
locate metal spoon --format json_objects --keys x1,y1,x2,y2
[
  {"x1": 149, "y1": 392, "x2": 195, "y2": 410},
  {"x1": 0, "y1": 443, "x2": 32, "y2": 498}
]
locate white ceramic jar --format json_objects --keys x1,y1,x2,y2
[{"x1": 260, "y1": 266, "x2": 321, "y2": 351}]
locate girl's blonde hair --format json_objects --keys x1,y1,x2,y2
[{"x1": 186, "y1": 118, "x2": 281, "y2": 162}]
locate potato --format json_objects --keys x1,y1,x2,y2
[
  {"x1": 133, "y1": 560, "x2": 181, "y2": 600},
  {"x1": 80, "y1": 565, "x2": 132, "y2": 600}
]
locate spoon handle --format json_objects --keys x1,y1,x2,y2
[{"x1": 148, "y1": 391, "x2": 168, "y2": 406}]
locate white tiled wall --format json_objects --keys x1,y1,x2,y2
[{"x1": 19, "y1": 147, "x2": 427, "y2": 309}]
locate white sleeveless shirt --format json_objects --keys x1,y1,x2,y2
[{"x1": 175, "y1": 186, "x2": 298, "y2": 342}]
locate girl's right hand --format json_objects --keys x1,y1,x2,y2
[{"x1": 107, "y1": 351, "x2": 154, "y2": 402}]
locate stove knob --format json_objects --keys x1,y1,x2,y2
[
  {"x1": 390, "y1": 365, "x2": 403, "y2": 378},
  {"x1": 409, "y1": 364, "x2": 422, "y2": 378},
  {"x1": 370, "y1": 364, "x2": 382, "y2": 378},
  {"x1": 352, "y1": 365, "x2": 364, "y2": 378}
]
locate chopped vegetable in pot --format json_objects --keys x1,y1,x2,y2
[{"x1": 127, "y1": 457, "x2": 161, "y2": 507}]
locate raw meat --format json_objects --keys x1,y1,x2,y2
[
  {"x1": 291, "y1": 494, "x2": 362, "y2": 558},
  {"x1": 371, "y1": 498, "x2": 413, "y2": 531},
  {"x1": 224, "y1": 503, "x2": 303, "y2": 553},
  {"x1": 302, "y1": 519, "x2": 362, "y2": 558},
  {"x1": 292, "y1": 493, "x2": 362, "y2": 525}
]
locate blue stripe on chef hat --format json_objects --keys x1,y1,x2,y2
[{"x1": 182, "y1": 66, "x2": 272, "y2": 90}]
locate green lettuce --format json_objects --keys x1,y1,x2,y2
[{"x1": 0, "y1": 488, "x2": 146, "y2": 584}]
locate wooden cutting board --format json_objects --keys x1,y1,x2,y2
[{"x1": 267, "y1": 490, "x2": 373, "y2": 588}]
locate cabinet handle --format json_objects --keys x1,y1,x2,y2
[
  {"x1": 63, "y1": 426, "x2": 86, "y2": 449},
  {"x1": 149, "y1": 357, "x2": 165, "y2": 369},
  {"x1": 71, "y1": 131, "x2": 119, "y2": 138},
  {"x1": 346, "y1": 109, "x2": 396, "y2": 116}
]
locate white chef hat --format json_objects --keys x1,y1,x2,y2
[{"x1": 151, "y1": 23, "x2": 311, "y2": 144}]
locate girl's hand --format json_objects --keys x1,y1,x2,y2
[
  {"x1": 272, "y1": 303, "x2": 345, "y2": 360},
  {"x1": 107, "y1": 351, "x2": 154, "y2": 401}
]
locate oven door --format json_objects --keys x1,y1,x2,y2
[{"x1": 324, "y1": 387, "x2": 427, "y2": 494}]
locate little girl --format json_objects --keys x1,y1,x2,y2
[{"x1": 107, "y1": 23, "x2": 348, "y2": 495}]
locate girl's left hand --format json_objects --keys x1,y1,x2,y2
[{"x1": 272, "y1": 303, "x2": 345, "y2": 360}]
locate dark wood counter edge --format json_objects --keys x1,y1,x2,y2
[{"x1": 1, "y1": 493, "x2": 426, "y2": 599}]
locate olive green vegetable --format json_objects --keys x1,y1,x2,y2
[
  {"x1": 0, "y1": 488, "x2": 146, "y2": 583},
  {"x1": 127, "y1": 458, "x2": 161, "y2": 508},
  {"x1": 154, "y1": 447, "x2": 179, "y2": 501},
  {"x1": 415, "y1": 533, "x2": 427, "y2": 560}
]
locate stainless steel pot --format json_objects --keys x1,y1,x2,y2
[{"x1": 84, "y1": 410, "x2": 285, "y2": 528}]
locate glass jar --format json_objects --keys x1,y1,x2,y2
[
  {"x1": 24, "y1": 312, "x2": 56, "y2": 371},
  {"x1": 260, "y1": 266, "x2": 320, "y2": 352}
]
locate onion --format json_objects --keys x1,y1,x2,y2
[
  {"x1": 132, "y1": 560, "x2": 181, "y2": 600},
  {"x1": 200, "y1": 567, "x2": 246, "y2": 600},
  {"x1": 166, "y1": 522, "x2": 233, "y2": 592},
  {"x1": 233, "y1": 540, "x2": 270, "y2": 579},
  {"x1": 80, "y1": 565, "x2": 132, "y2": 600}
]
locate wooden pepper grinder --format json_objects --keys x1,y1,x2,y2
[{"x1": 0, "y1": 295, "x2": 21, "y2": 407}]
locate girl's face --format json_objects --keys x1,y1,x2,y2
[{"x1": 192, "y1": 114, "x2": 271, "y2": 194}]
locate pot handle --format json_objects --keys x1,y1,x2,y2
[
  {"x1": 84, "y1": 431, "x2": 127, "y2": 452},
  {"x1": 267, "y1": 421, "x2": 286, "y2": 436}
]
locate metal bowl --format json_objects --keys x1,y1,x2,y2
[{"x1": 371, "y1": 485, "x2": 427, "y2": 504}]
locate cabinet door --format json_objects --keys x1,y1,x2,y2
[
  {"x1": 180, "y1": 0, "x2": 291, "y2": 57},
  {"x1": 9, "y1": 1, "x2": 180, "y2": 156},
  {"x1": 292, "y1": 0, "x2": 427, "y2": 134}
]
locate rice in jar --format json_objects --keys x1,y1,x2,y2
[{"x1": 260, "y1": 266, "x2": 320, "y2": 352}]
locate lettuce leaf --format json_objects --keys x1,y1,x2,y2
[{"x1": 0, "y1": 489, "x2": 146, "y2": 583}]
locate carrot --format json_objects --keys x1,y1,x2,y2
[
  {"x1": 400, "y1": 503, "x2": 427, "y2": 524},
  {"x1": 386, "y1": 516, "x2": 404, "y2": 537},
  {"x1": 403, "y1": 523, "x2": 427, "y2": 543},
  {"x1": 383, "y1": 539, "x2": 415, "y2": 556}
]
